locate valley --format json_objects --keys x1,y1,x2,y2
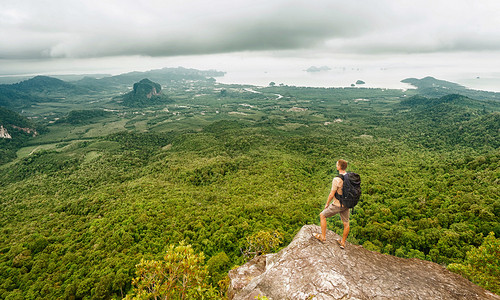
[{"x1": 0, "y1": 68, "x2": 499, "y2": 299}]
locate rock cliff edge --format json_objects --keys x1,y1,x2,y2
[{"x1": 229, "y1": 224, "x2": 499, "y2": 300}]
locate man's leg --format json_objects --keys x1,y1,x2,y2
[
  {"x1": 341, "y1": 222, "x2": 350, "y2": 246},
  {"x1": 320, "y1": 212, "x2": 327, "y2": 240}
]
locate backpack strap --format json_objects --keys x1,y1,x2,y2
[
  {"x1": 335, "y1": 173, "x2": 352, "y2": 208},
  {"x1": 334, "y1": 174, "x2": 345, "y2": 203}
]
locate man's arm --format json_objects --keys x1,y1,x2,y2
[{"x1": 325, "y1": 177, "x2": 340, "y2": 209}]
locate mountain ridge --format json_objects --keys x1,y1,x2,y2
[
  {"x1": 0, "y1": 75, "x2": 91, "y2": 110},
  {"x1": 13, "y1": 75, "x2": 74, "y2": 91},
  {"x1": 74, "y1": 67, "x2": 225, "y2": 89}
]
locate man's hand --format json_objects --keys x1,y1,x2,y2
[{"x1": 324, "y1": 203, "x2": 329, "y2": 209}]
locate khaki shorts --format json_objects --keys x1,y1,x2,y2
[{"x1": 321, "y1": 203, "x2": 350, "y2": 223}]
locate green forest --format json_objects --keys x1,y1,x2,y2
[{"x1": 0, "y1": 70, "x2": 499, "y2": 299}]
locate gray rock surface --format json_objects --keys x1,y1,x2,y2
[
  {"x1": 229, "y1": 224, "x2": 499, "y2": 300},
  {"x1": 0, "y1": 125, "x2": 12, "y2": 139}
]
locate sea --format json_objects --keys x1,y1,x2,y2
[{"x1": 215, "y1": 65, "x2": 500, "y2": 92}]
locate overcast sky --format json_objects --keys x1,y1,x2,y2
[{"x1": 1, "y1": 0, "x2": 500, "y2": 88}]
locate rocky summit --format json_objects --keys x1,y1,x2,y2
[
  {"x1": 121, "y1": 78, "x2": 164, "y2": 107},
  {"x1": 131, "y1": 78, "x2": 161, "y2": 99},
  {"x1": 229, "y1": 224, "x2": 499, "y2": 300}
]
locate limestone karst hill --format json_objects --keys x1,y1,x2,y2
[
  {"x1": 229, "y1": 225, "x2": 500, "y2": 300},
  {"x1": 131, "y1": 78, "x2": 162, "y2": 99},
  {"x1": 120, "y1": 78, "x2": 171, "y2": 107}
]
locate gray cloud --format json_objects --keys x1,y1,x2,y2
[{"x1": 1, "y1": 0, "x2": 499, "y2": 61}]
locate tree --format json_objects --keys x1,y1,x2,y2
[
  {"x1": 241, "y1": 230, "x2": 283, "y2": 260},
  {"x1": 206, "y1": 252, "x2": 231, "y2": 286},
  {"x1": 126, "y1": 242, "x2": 217, "y2": 299},
  {"x1": 448, "y1": 232, "x2": 500, "y2": 295},
  {"x1": 76, "y1": 278, "x2": 94, "y2": 299}
]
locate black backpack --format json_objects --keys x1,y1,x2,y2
[{"x1": 335, "y1": 172, "x2": 361, "y2": 208}]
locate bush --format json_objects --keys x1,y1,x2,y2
[
  {"x1": 207, "y1": 252, "x2": 231, "y2": 286},
  {"x1": 242, "y1": 230, "x2": 284, "y2": 260},
  {"x1": 125, "y1": 242, "x2": 217, "y2": 299}
]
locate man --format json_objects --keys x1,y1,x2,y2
[{"x1": 314, "y1": 159, "x2": 349, "y2": 249}]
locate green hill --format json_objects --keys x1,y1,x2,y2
[
  {"x1": 397, "y1": 94, "x2": 499, "y2": 149},
  {"x1": 401, "y1": 76, "x2": 500, "y2": 103},
  {"x1": 0, "y1": 85, "x2": 42, "y2": 110},
  {"x1": 55, "y1": 109, "x2": 113, "y2": 125},
  {"x1": 0, "y1": 107, "x2": 34, "y2": 129},
  {"x1": 0, "y1": 76, "x2": 95, "y2": 110},
  {"x1": 0, "y1": 107, "x2": 40, "y2": 163},
  {"x1": 13, "y1": 76, "x2": 74, "y2": 91},
  {"x1": 13, "y1": 75, "x2": 93, "y2": 95}
]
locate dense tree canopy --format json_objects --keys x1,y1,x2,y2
[{"x1": 0, "y1": 78, "x2": 499, "y2": 299}]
